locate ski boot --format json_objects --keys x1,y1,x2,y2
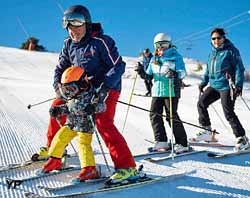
[
  {"x1": 190, "y1": 126, "x2": 217, "y2": 142},
  {"x1": 31, "y1": 147, "x2": 68, "y2": 162},
  {"x1": 31, "y1": 147, "x2": 49, "y2": 161},
  {"x1": 105, "y1": 165, "x2": 147, "y2": 186},
  {"x1": 35, "y1": 153, "x2": 68, "y2": 176},
  {"x1": 42, "y1": 157, "x2": 63, "y2": 173},
  {"x1": 71, "y1": 166, "x2": 100, "y2": 183},
  {"x1": 148, "y1": 141, "x2": 170, "y2": 152},
  {"x1": 174, "y1": 144, "x2": 191, "y2": 154},
  {"x1": 234, "y1": 136, "x2": 250, "y2": 151},
  {"x1": 105, "y1": 167, "x2": 138, "y2": 185}
]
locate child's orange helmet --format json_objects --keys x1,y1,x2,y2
[
  {"x1": 60, "y1": 66, "x2": 90, "y2": 99},
  {"x1": 61, "y1": 66, "x2": 86, "y2": 84}
]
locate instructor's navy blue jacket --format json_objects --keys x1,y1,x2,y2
[{"x1": 53, "y1": 23, "x2": 125, "y2": 91}]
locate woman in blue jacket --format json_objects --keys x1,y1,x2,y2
[
  {"x1": 146, "y1": 33, "x2": 188, "y2": 154},
  {"x1": 194, "y1": 28, "x2": 249, "y2": 151}
]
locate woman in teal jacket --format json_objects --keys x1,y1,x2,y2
[
  {"x1": 194, "y1": 28, "x2": 249, "y2": 151},
  {"x1": 146, "y1": 33, "x2": 188, "y2": 154}
]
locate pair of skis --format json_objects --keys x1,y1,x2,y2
[
  {"x1": 3, "y1": 144, "x2": 246, "y2": 198},
  {"x1": 3, "y1": 149, "x2": 183, "y2": 190},
  {"x1": 143, "y1": 141, "x2": 250, "y2": 161},
  {"x1": 17, "y1": 148, "x2": 250, "y2": 198},
  {"x1": 4, "y1": 150, "x2": 172, "y2": 190},
  {"x1": 24, "y1": 169, "x2": 194, "y2": 198},
  {"x1": 144, "y1": 149, "x2": 206, "y2": 162},
  {"x1": 189, "y1": 140, "x2": 250, "y2": 158},
  {"x1": 143, "y1": 148, "x2": 250, "y2": 162},
  {"x1": 23, "y1": 150, "x2": 198, "y2": 197}
]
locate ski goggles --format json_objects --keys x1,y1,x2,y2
[
  {"x1": 62, "y1": 12, "x2": 86, "y2": 29},
  {"x1": 60, "y1": 82, "x2": 80, "y2": 99},
  {"x1": 154, "y1": 41, "x2": 170, "y2": 49}
]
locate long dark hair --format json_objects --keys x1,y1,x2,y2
[{"x1": 210, "y1": 28, "x2": 226, "y2": 37}]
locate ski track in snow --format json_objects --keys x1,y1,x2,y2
[
  {"x1": 0, "y1": 88, "x2": 46, "y2": 166},
  {"x1": 1, "y1": 47, "x2": 250, "y2": 197}
]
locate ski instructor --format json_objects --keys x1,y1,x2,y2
[{"x1": 39, "y1": 5, "x2": 137, "y2": 184}]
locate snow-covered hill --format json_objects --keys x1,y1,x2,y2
[{"x1": 1, "y1": 46, "x2": 250, "y2": 198}]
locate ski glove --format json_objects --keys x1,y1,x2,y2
[
  {"x1": 134, "y1": 62, "x2": 144, "y2": 74},
  {"x1": 84, "y1": 104, "x2": 96, "y2": 115},
  {"x1": 49, "y1": 106, "x2": 62, "y2": 118},
  {"x1": 93, "y1": 83, "x2": 109, "y2": 104},
  {"x1": 199, "y1": 83, "x2": 206, "y2": 93},
  {"x1": 235, "y1": 86, "x2": 242, "y2": 97},
  {"x1": 166, "y1": 69, "x2": 177, "y2": 78}
]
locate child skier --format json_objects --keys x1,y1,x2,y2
[
  {"x1": 41, "y1": 66, "x2": 104, "y2": 181},
  {"x1": 146, "y1": 33, "x2": 189, "y2": 153}
]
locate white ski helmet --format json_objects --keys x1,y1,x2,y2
[{"x1": 154, "y1": 33, "x2": 172, "y2": 44}]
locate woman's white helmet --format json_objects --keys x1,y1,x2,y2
[{"x1": 154, "y1": 33, "x2": 172, "y2": 44}]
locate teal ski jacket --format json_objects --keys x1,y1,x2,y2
[
  {"x1": 201, "y1": 39, "x2": 245, "y2": 90},
  {"x1": 146, "y1": 47, "x2": 186, "y2": 97}
]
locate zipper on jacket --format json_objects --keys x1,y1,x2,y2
[{"x1": 211, "y1": 52, "x2": 217, "y2": 78}]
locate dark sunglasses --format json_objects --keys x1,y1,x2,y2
[{"x1": 211, "y1": 36, "x2": 223, "y2": 41}]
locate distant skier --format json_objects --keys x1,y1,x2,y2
[
  {"x1": 193, "y1": 28, "x2": 250, "y2": 151},
  {"x1": 135, "y1": 48, "x2": 153, "y2": 96},
  {"x1": 33, "y1": 4, "x2": 136, "y2": 184},
  {"x1": 42, "y1": 66, "x2": 102, "y2": 181},
  {"x1": 146, "y1": 33, "x2": 189, "y2": 153}
]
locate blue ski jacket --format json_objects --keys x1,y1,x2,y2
[
  {"x1": 142, "y1": 53, "x2": 153, "y2": 71},
  {"x1": 53, "y1": 23, "x2": 125, "y2": 91},
  {"x1": 201, "y1": 39, "x2": 245, "y2": 90}
]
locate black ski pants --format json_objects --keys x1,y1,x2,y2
[
  {"x1": 144, "y1": 79, "x2": 152, "y2": 94},
  {"x1": 150, "y1": 97, "x2": 187, "y2": 147},
  {"x1": 197, "y1": 87, "x2": 245, "y2": 137}
]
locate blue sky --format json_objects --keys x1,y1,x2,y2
[{"x1": 1, "y1": 0, "x2": 250, "y2": 66}]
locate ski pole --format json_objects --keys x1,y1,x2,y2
[
  {"x1": 239, "y1": 95, "x2": 250, "y2": 112},
  {"x1": 27, "y1": 97, "x2": 56, "y2": 109},
  {"x1": 169, "y1": 78, "x2": 175, "y2": 160},
  {"x1": 227, "y1": 73, "x2": 250, "y2": 112},
  {"x1": 210, "y1": 104, "x2": 231, "y2": 133},
  {"x1": 121, "y1": 73, "x2": 138, "y2": 133},
  {"x1": 115, "y1": 99, "x2": 219, "y2": 134},
  {"x1": 144, "y1": 138, "x2": 154, "y2": 144},
  {"x1": 89, "y1": 116, "x2": 112, "y2": 175}
]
